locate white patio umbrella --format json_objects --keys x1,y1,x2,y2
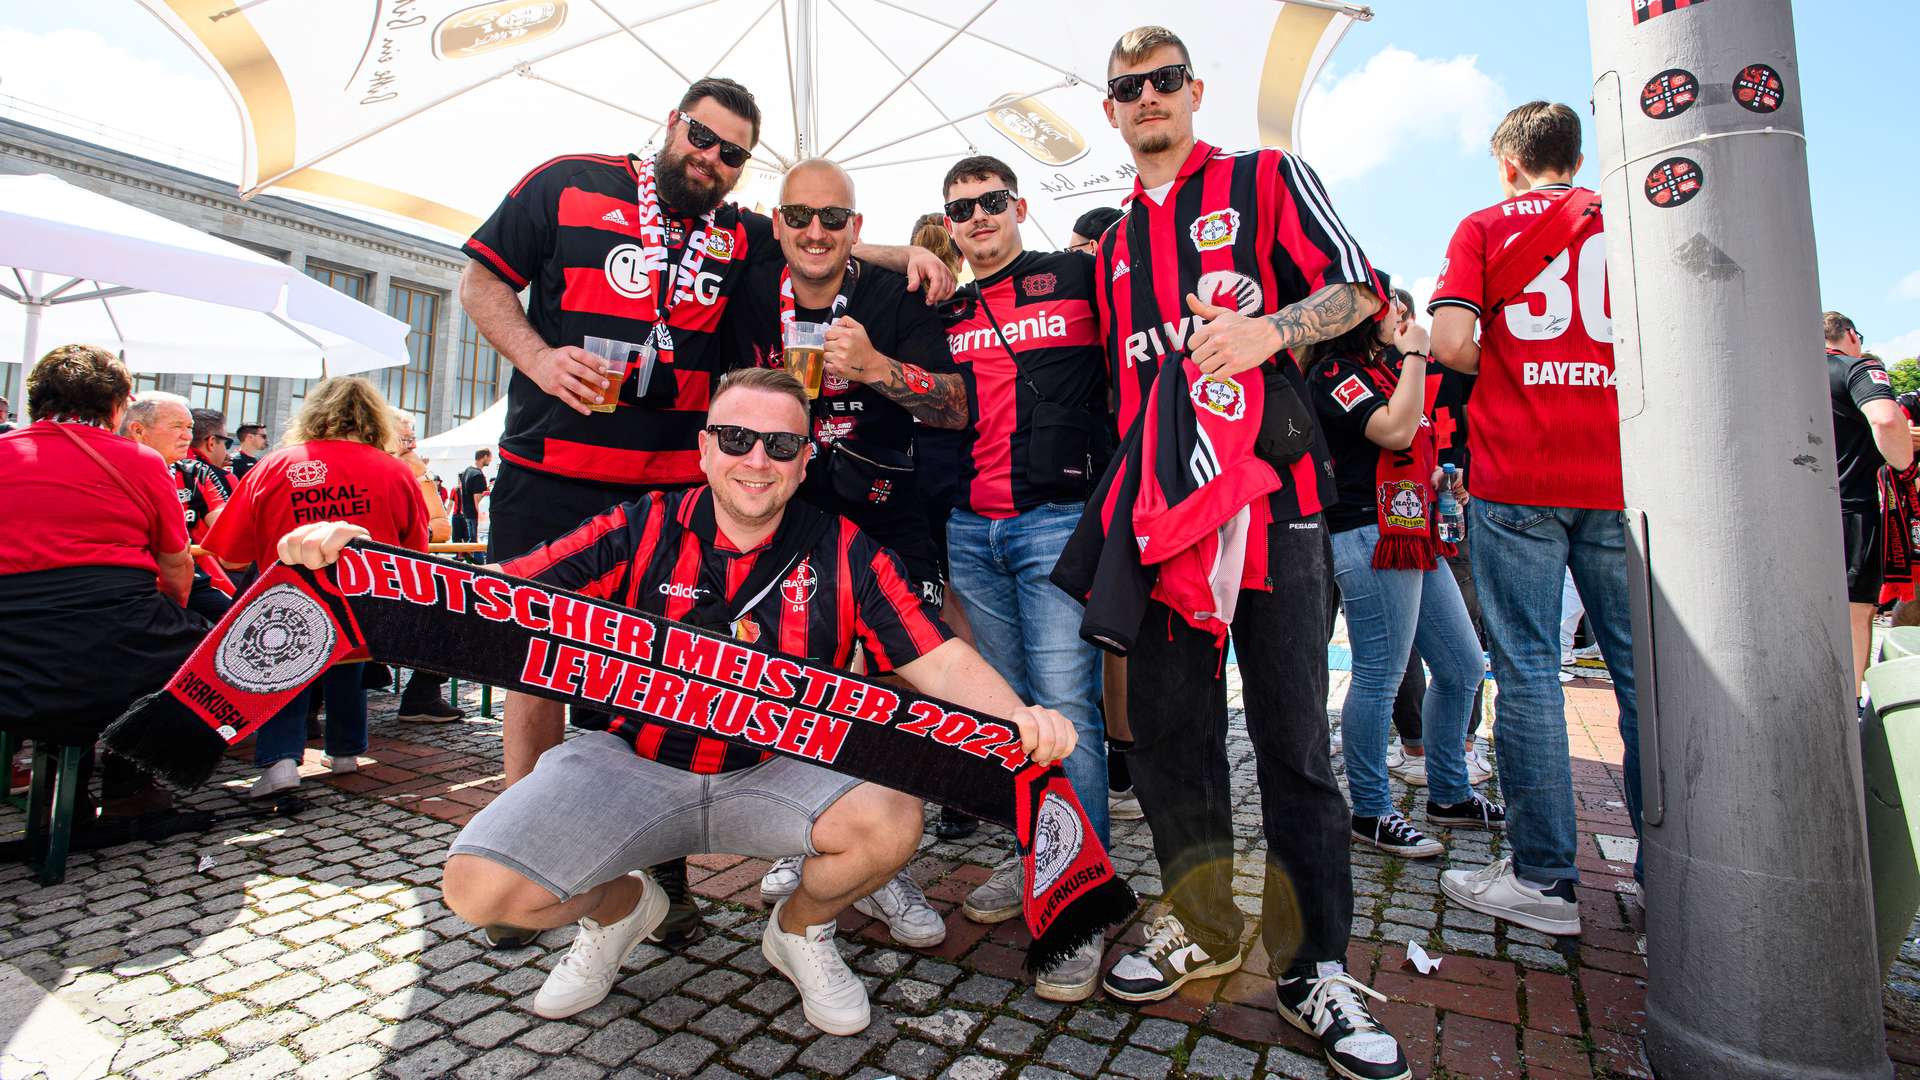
[
  {"x1": 0, "y1": 172, "x2": 410, "y2": 376},
  {"x1": 139, "y1": 0, "x2": 1368, "y2": 248}
]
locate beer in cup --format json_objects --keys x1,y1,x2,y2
[
  {"x1": 783, "y1": 322, "x2": 827, "y2": 400},
  {"x1": 581, "y1": 336, "x2": 638, "y2": 413}
]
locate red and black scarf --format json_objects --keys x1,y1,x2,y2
[
  {"x1": 1359, "y1": 358, "x2": 1449, "y2": 571},
  {"x1": 105, "y1": 541, "x2": 1135, "y2": 971},
  {"x1": 1881, "y1": 459, "x2": 1920, "y2": 603}
]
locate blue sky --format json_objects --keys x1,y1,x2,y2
[{"x1": 5, "y1": 1, "x2": 1916, "y2": 357}]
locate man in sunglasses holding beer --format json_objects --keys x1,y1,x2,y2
[
  {"x1": 1060, "y1": 26, "x2": 1409, "y2": 1080},
  {"x1": 275, "y1": 367, "x2": 1078, "y2": 1038},
  {"x1": 460, "y1": 79, "x2": 956, "y2": 946},
  {"x1": 729, "y1": 158, "x2": 968, "y2": 946}
]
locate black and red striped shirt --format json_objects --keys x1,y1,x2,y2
[
  {"x1": 498, "y1": 486, "x2": 952, "y2": 773},
  {"x1": 943, "y1": 249, "x2": 1109, "y2": 517},
  {"x1": 464, "y1": 153, "x2": 777, "y2": 487},
  {"x1": 1095, "y1": 141, "x2": 1379, "y2": 523}
]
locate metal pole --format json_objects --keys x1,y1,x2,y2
[
  {"x1": 1586, "y1": 2, "x2": 1890, "y2": 1077},
  {"x1": 22, "y1": 271, "x2": 44, "y2": 365},
  {"x1": 794, "y1": 0, "x2": 819, "y2": 157}
]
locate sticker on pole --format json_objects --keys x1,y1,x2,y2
[
  {"x1": 1631, "y1": 0, "x2": 1708, "y2": 25},
  {"x1": 1644, "y1": 158, "x2": 1704, "y2": 208},
  {"x1": 1639, "y1": 69, "x2": 1699, "y2": 119},
  {"x1": 1732, "y1": 64, "x2": 1785, "y2": 113}
]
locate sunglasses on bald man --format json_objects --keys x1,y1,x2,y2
[{"x1": 776, "y1": 204, "x2": 856, "y2": 230}]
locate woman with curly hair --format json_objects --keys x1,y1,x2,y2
[{"x1": 204, "y1": 376, "x2": 429, "y2": 798}]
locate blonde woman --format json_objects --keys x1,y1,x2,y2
[{"x1": 204, "y1": 377, "x2": 429, "y2": 797}]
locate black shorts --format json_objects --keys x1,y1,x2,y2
[
  {"x1": 1843, "y1": 509, "x2": 1884, "y2": 605},
  {"x1": 487, "y1": 461, "x2": 678, "y2": 563}
]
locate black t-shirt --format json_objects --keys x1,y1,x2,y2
[
  {"x1": 1308, "y1": 352, "x2": 1395, "y2": 533},
  {"x1": 1829, "y1": 350, "x2": 1897, "y2": 512},
  {"x1": 230, "y1": 450, "x2": 258, "y2": 480},
  {"x1": 463, "y1": 153, "x2": 779, "y2": 487},
  {"x1": 1426, "y1": 362, "x2": 1475, "y2": 482},
  {"x1": 458, "y1": 466, "x2": 489, "y2": 516},
  {"x1": 734, "y1": 259, "x2": 956, "y2": 559}
]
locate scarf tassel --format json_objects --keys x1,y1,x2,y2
[{"x1": 1371, "y1": 533, "x2": 1438, "y2": 572}]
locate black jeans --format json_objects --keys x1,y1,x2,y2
[
  {"x1": 1126, "y1": 516, "x2": 1351, "y2": 971},
  {"x1": 1392, "y1": 534, "x2": 1487, "y2": 745}
]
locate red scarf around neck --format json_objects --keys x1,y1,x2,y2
[{"x1": 1360, "y1": 357, "x2": 1449, "y2": 570}]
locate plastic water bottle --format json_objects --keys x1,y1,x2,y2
[{"x1": 1437, "y1": 464, "x2": 1465, "y2": 544}]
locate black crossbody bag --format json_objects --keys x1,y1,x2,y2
[{"x1": 974, "y1": 288, "x2": 1105, "y2": 493}]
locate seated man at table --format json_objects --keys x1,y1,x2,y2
[{"x1": 275, "y1": 367, "x2": 1076, "y2": 1036}]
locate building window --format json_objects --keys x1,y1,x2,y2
[
  {"x1": 384, "y1": 283, "x2": 439, "y2": 429},
  {"x1": 454, "y1": 313, "x2": 508, "y2": 423},
  {"x1": 191, "y1": 374, "x2": 265, "y2": 426},
  {"x1": 294, "y1": 261, "x2": 373, "y2": 414},
  {"x1": 0, "y1": 363, "x2": 17, "y2": 415},
  {"x1": 132, "y1": 371, "x2": 164, "y2": 394}
]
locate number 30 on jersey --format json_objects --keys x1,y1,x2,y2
[{"x1": 1503, "y1": 232, "x2": 1611, "y2": 344}]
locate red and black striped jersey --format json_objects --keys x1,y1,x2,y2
[
  {"x1": 464, "y1": 153, "x2": 778, "y2": 488},
  {"x1": 943, "y1": 249, "x2": 1109, "y2": 517},
  {"x1": 1094, "y1": 141, "x2": 1379, "y2": 522},
  {"x1": 498, "y1": 486, "x2": 952, "y2": 773},
  {"x1": 172, "y1": 458, "x2": 227, "y2": 542}
]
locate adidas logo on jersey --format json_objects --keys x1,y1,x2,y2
[
  {"x1": 1112, "y1": 258, "x2": 1130, "y2": 282},
  {"x1": 602, "y1": 208, "x2": 632, "y2": 226}
]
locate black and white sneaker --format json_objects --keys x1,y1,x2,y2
[
  {"x1": 1352, "y1": 811, "x2": 1444, "y2": 858},
  {"x1": 1426, "y1": 792, "x2": 1506, "y2": 830},
  {"x1": 1276, "y1": 963, "x2": 1411, "y2": 1080},
  {"x1": 1100, "y1": 914, "x2": 1242, "y2": 1002}
]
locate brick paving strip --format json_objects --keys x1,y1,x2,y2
[{"x1": 5, "y1": 672, "x2": 1919, "y2": 1079}]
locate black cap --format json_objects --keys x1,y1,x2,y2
[{"x1": 1071, "y1": 206, "x2": 1124, "y2": 241}]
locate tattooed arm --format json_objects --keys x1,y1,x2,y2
[
  {"x1": 823, "y1": 315, "x2": 970, "y2": 428},
  {"x1": 1187, "y1": 283, "x2": 1383, "y2": 378}
]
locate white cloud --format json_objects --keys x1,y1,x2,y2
[
  {"x1": 1872, "y1": 328, "x2": 1920, "y2": 362},
  {"x1": 1299, "y1": 47, "x2": 1506, "y2": 186},
  {"x1": 0, "y1": 27, "x2": 239, "y2": 176},
  {"x1": 1895, "y1": 271, "x2": 1920, "y2": 302}
]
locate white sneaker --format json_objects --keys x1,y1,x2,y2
[
  {"x1": 1573, "y1": 643, "x2": 1604, "y2": 661},
  {"x1": 1109, "y1": 787, "x2": 1145, "y2": 821},
  {"x1": 533, "y1": 872, "x2": 668, "y2": 1019},
  {"x1": 1387, "y1": 749, "x2": 1428, "y2": 787},
  {"x1": 1465, "y1": 747, "x2": 1493, "y2": 786},
  {"x1": 960, "y1": 857, "x2": 1024, "y2": 923},
  {"x1": 1035, "y1": 937, "x2": 1102, "y2": 1002},
  {"x1": 760, "y1": 855, "x2": 804, "y2": 903},
  {"x1": 761, "y1": 897, "x2": 869, "y2": 1035},
  {"x1": 249, "y1": 759, "x2": 301, "y2": 799},
  {"x1": 326, "y1": 755, "x2": 359, "y2": 775},
  {"x1": 1440, "y1": 857, "x2": 1580, "y2": 936},
  {"x1": 852, "y1": 870, "x2": 947, "y2": 948}
]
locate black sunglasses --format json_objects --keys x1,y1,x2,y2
[
  {"x1": 776, "y1": 204, "x2": 856, "y2": 231},
  {"x1": 944, "y1": 188, "x2": 1018, "y2": 223},
  {"x1": 1107, "y1": 62, "x2": 1192, "y2": 103},
  {"x1": 705, "y1": 424, "x2": 809, "y2": 461},
  {"x1": 682, "y1": 115, "x2": 751, "y2": 168}
]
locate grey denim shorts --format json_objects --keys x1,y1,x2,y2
[{"x1": 448, "y1": 731, "x2": 862, "y2": 901}]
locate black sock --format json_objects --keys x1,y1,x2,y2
[{"x1": 1108, "y1": 738, "x2": 1133, "y2": 792}]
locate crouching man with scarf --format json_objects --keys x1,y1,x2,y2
[{"x1": 274, "y1": 368, "x2": 1078, "y2": 1036}]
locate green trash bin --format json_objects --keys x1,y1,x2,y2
[{"x1": 1861, "y1": 625, "x2": 1920, "y2": 976}]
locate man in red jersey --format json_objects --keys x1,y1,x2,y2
[
  {"x1": 1070, "y1": 25, "x2": 1406, "y2": 1080},
  {"x1": 1429, "y1": 102, "x2": 1639, "y2": 941}
]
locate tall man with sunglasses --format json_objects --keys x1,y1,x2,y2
[
  {"x1": 935, "y1": 155, "x2": 1114, "y2": 1002},
  {"x1": 1074, "y1": 27, "x2": 1409, "y2": 1080},
  {"x1": 462, "y1": 80, "x2": 956, "y2": 948},
  {"x1": 732, "y1": 159, "x2": 967, "y2": 947}
]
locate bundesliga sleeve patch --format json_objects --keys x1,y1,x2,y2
[
  {"x1": 1871, "y1": 368, "x2": 1892, "y2": 386},
  {"x1": 1333, "y1": 374, "x2": 1375, "y2": 412}
]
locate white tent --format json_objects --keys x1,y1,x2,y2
[
  {"x1": 418, "y1": 395, "x2": 506, "y2": 485},
  {"x1": 138, "y1": 0, "x2": 1368, "y2": 247},
  {"x1": 0, "y1": 172, "x2": 410, "y2": 375}
]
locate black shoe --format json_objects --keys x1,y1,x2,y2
[
  {"x1": 648, "y1": 858, "x2": 706, "y2": 946},
  {"x1": 1275, "y1": 965, "x2": 1410, "y2": 1080},
  {"x1": 483, "y1": 925, "x2": 539, "y2": 949},
  {"x1": 362, "y1": 662, "x2": 393, "y2": 690},
  {"x1": 1426, "y1": 792, "x2": 1506, "y2": 831},
  {"x1": 1351, "y1": 811, "x2": 1444, "y2": 858},
  {"x1": 397, "y1": 696, "x2": 465, "y2": 723},
  {"x1": 934, "y1": 806, "x2": 979, "y2": 840}
]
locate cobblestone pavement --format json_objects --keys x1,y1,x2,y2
[{"x1": 4, "y1": 660, "x2": 1917, "y2": 1079}]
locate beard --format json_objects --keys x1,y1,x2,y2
[
  {"x1": 1133, "y1": 129, "x2": 1174, "y2": 155},
  {"x1": 655, "y1": 145, "x2": 731, "y2": 216}
]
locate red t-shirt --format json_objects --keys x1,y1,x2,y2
[
  {"x1": 1428, "y1": 184, "x2": 1623, "y2": 510},
  {"x1": 0, "y1": 421, "x2": 187, "y2": 576},
  {"x1": 204, "y1": 439, "x2": 429, "y2": 570}
]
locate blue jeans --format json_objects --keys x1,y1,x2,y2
[
  {"x1": 1469, "y1": 498, "x2": 1640, "y2": 884},
  {"x1": 1332, "y1": 525, "x2": 1485, "y2": 815},
  {"x1": 947, "y1": 503, "x2": 1108, "y2": 846},
  {"x1": 253, "y1": 664, "x2": 370, "y2": 767}
]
